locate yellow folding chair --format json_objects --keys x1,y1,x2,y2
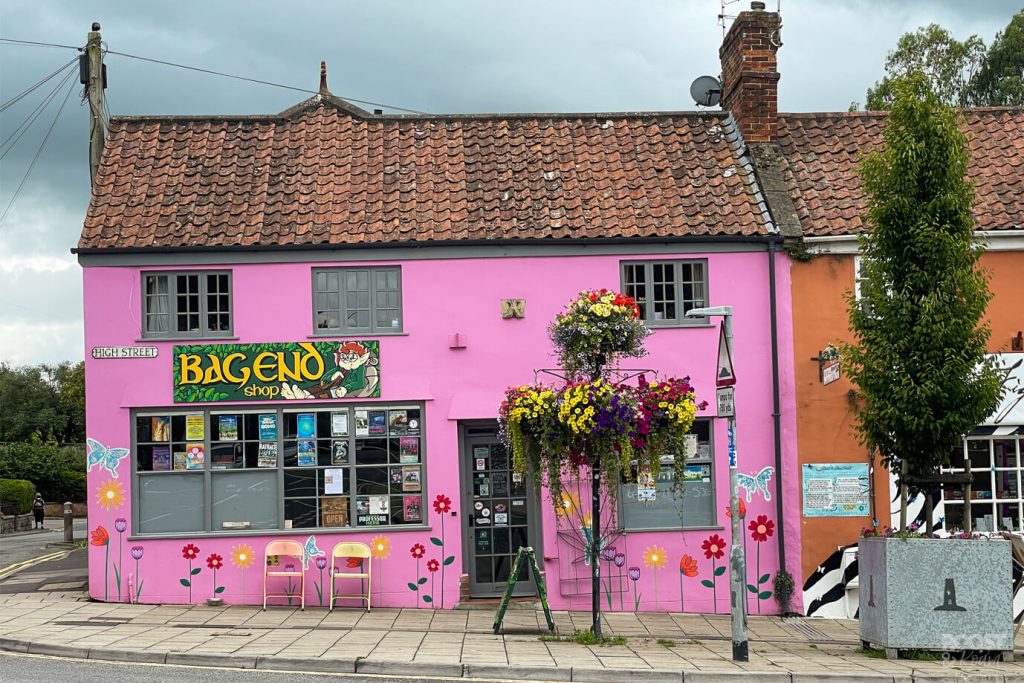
[
  {"x1": 262, "y1": 539, "x2": 306, "y2": 610},
  {"x1": 329, "y1": 542, "x2": 372, "y2": 611}
]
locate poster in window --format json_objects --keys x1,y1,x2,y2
[
  {"x1": 331, "y1": 439, "x2": 349, "y2": 465},
  {"x1": 356, "y1": 496, "x2": 389, "y2": 526},
  {"x1": 403, "y1": 495, "x2": 422, "y2": 522},
  {"x1": 321, "y1": 497, "x2": 348, "y2": 527},
  {"x1": 258, "y1": 414, "x2": 277, "y2": 441},
  {"x1": 152, "y1": 445, "x2": 171, "y2": 471},
  {"x1": 297, "y1": 412, "x2": 316, "y2": 439},
  {"x1": 355, "y1": 497, "x2": 370, "y2": 515},
  {"x1": 257, "y1": 441, "x2": 278, "y2": 468},
  {"x1": 368, "y1": 410, "x2": 387, "y2": 435},
  {"x1": 186, "y1": 443, "x2": 205, "y2": 470},
  {"x1": 324, "y1": 468, "x2": 345, "y2": 495},
  {"x1": 398, "y1": 437, "x2": 419, "y2": 463},
  {"x1": 151, "y1": 416, "x2": 170, "y2": 442},
  {"x1": 185, "y1": 414, "x2": 205, "y2": 441},
  {"x1": 173, "y1": 450, "x2": 187, "y2": 470},
  {"x1": 297, "y1": 439, "x2": 317, "y2": 467},
  {"x1": 355, "y1": 410, "x2": 369, "y2": 437},
  {"x1": 402, "y1": 466, "x2": 421, "y2": 492},
  {"x1": 405, "y1": 409, "x2": 421, "y2": 435},
  {"x1": 388, "y1": 409, "x2": 408, "y2": 435},
  {"x1": 637, "y1": 468, "x2": 657, "y2": 502},
  {"x1": 369, "y1": 495, "x2": 389, "y2": 515},
  {"x1": 390, "y1": 468, "x2": 402, "y2": 485},
  {"x1": 331, "y1": 411, "x2": 348, "y2": 437},
  {"x1": 218, "y1": 415, "x2": 239, "y2": 441}
]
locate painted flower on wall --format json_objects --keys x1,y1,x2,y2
[
  {"x1": 182, "y1": 544, "x2": 200, "y2": 560},
  {"x1": 613, "y1": 551, "x2": 627, "y2": 610},
  {"x1": 410, "y1": 543, "x2": 425, "y2": 559},
  {"x1": 206, "y1": 553, "x2": 225, "y2": 598},
  {"x1": 724, "y1": 498, "x2": 747, "y2": 519},
  {"x1": 90, "y1": 526, "x2": 109, "y2": 547},
  {"x1": 408, "y1": 543, "x2": 428, "y2": 604},
  {"x1": 427, "y1": 558, "x2": 440, "y2": 573},
  {"x1": 432, "y1": 494, "x2": 452, "y2": 515},
  {"x1": 642, "y1": 545, "x2": 666, "y2": 610},
  {"x1": 130, "y1": 546, "x2": 144, "y2": 603},
  {"x1": 678, "y1": 553, "x2": 698, "y2": 613},
  {"x1": 628, "y1": 566, "x2": 641, "y2": 610},
  {"x1": 314, "y1": 555, "x2": 329, "y2": 607},
  {"x1": 371, "y1": 535, "x2": 390, "y2": 559},
  {"x1": 90, "y1": 525, "x2": 110, "y2": 601},
  {"x1": 180, "y1": 543, "x2": 201, "y2": 602},
  {"x1": 700, "y1": 534, "x2": 727, "y2": 614},
  {"x1": 747, "y1": 514, "x2": 775, "y2": 612},
  {"x1": 429, "y1": 493, "x2": 456, "y2": 608},
  {"x1": 601, "y1": 545, "x2": 617, "y2": 610},
  {"x1": 95, "y1": 480, "x2": 125, "y2": 511},
  {"x1": 230, "y1": 544, "x2": 254, "y2": 570},
  {"x1": 113, "y1": 517, "x2": 128, "y2": 602},
  {"x1": 749, "y1": 515, "x2": 774, "y2": 543}
]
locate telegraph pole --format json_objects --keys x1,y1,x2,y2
[{"x1": 84, "y1": 22, "x2": 106, "y2": 183}]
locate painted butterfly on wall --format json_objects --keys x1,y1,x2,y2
[
  {"x1": 303, "y1": 535, "x2": 325, "y2": 569},
  {"x1": 86, "y1": 438, "x2": 130, "y2": 479},
  {"x1": 737, "y1": 466, "x2": 775, "y2": 502}
]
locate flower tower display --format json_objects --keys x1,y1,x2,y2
[{"x1": 499, "y1": 289, "x2": 704, "y2": 637}]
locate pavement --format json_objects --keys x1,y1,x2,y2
[{"x1": 0, "y1": 594, "x2": 1022, "y2": 682}]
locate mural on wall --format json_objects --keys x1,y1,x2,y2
[
  {"x1": 113, "y1": 517, "x2": 127, "y2": 601},
  {"x1": 700, "y1": 533, "x2": 726, "y2": 613},
  {"x1": 90, "y1": 526, "x2": 110, "y2": 601},
  {"x1": 747, "y1": 514, "x2": 775, "y2": 612},
  {"x1": 86, "y1": 438, "x2": 130, "y2": 478},
  {"x1": 93, "y1": 477, "x2": 126, "y2": 602},
  {"x1": 371, "y1": 535, "x2": 390, "y2": 607},
  {"x1": 231, "y1": 544, "x2": 255, "y2": 606},
  {"x1": 642, "y1": 545, "x2": 667, "y2": 610},
  {"x1": 408, "y1": 543, "x2": 428, "y2": 603},
  {"x1": 207, "y1": 553, "x2": 225, "y2": 598},
  {"x1": 180, "y1": 544, "x2": 202, "y2": 602},
  {"x1": 173, "y1": 341, "x2": 381, "y2": 402},
  {"x1": 737, "y1": 466, "x2": 774, "y2": 502},
  {"x1": 429, "y1": 493, "x2": 456, "y2": 608},
  {"x1": 130, "y1": 545, "x2": 144, "y2": 602},
  {"x1": 678, "y1": 553, "x2": 698, "y2": 612}
]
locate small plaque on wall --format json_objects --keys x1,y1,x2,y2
[{"x1": 501, "y1": 299, "x2": 526, "y2": 319}]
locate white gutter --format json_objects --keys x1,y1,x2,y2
[{"x1": 804, "y1": 229, "x2": 1024, "y2": 255}]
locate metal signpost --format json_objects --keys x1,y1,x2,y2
[{"x1": 687, "y1": 305, "x2": 748, "y2": 661}]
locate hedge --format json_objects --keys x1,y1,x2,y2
[
  {"x1": 0, "y1": 478, "x2": 35, "y2": 515},
  {"x1": 0, "y1": 443, "x2": 86, "y2": 503}
]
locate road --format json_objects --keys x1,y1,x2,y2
[
  {"x1": 0, "y1": 517, "x2": 87, "y2": 568},
  {"x1": 0, "y1": 652, "x2": 498, "y2": 683}
]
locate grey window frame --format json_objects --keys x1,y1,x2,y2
[
  {"x1": 311, "y1": 266, "x2": 404, "y2": 335},
  {"x1": 619, "y1": 259, "x2": 709, "y2": 327},
  {"x1": 129, "y1": 402, "x2": 428, "y2": 540},
  {"x1": 618, "y1": 418, "x2": 718, "y2": 531},
  {"x1": 141, "y1": 270, "x2": 234, "y2": 339}
]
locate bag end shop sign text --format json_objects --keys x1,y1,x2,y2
[{"x1": 173, "y1": 341, "x2": 380, "y2": 402}]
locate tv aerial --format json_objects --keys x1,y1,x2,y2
[{"x1": 690, "y1": 75, "x2": 722, "y2": 108}]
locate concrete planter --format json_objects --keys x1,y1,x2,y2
[{"x1": 858, "y1": 536, "x2": 1014, "y2": 659}]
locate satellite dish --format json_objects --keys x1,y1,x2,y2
[{"x1": 690, "y1": 75, "x2": 722, "y2": 108}]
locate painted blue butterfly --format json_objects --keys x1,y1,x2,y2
[
  {"x1": 303, "y1": 535, "x2": 325, "y2": 570},
  {"x1": 737, "y1": 466, "x2": 775, "y2": 502},
  {"x1": 579, "y1": 525, "x2": 608, "y2": 566},
  {"x1": 86, "y1": 438, "x2": 130, "y2": 479}
]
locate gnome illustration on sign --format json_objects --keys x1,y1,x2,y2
[{"x1": 281, "y1": 342, "x2": 380, "y2": 399}]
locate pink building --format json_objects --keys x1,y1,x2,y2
[{"x1": 77, "y1": 14, "x2": 800, "y2": 612}]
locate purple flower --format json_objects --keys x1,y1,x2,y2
[
  {"x1": 130, "y1": 546, "x2": 144, "y2": 560},
  {"x1": 315, "y1": 556, "x2": 328, "y2": 570},
  {"x1": 285, "y1": 564, "x2": 295, "y2": 572},
  {"x1": 601, "y1": 545, "x2": 617, "y2": 562},
  {"x1": 114, "y1": 518, "x2": 127, "y2": 533},
  {"x1": 628, "y1": 566, "x2": 641, "y2": 582},
  {"x1": 614, "y1": 552, "x2": 626, "y2": 568}
]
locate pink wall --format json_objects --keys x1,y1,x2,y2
[{"x1": 83, "y1": 248, "x2": 800, "y2": 613}]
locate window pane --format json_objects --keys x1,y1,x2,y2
[
  {"x1": 138, "y1": 474, "x2": 205, "y2": 533},
  {"x1": 212, "y1": 471, "x2": 279, "y2": 530}
]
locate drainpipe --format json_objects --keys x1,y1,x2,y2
[{"x1": 767, "y1": 239, "x2": 787, "y2": 579}]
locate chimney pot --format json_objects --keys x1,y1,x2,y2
[
  {"x1": 719, "y1": 5, "x2": 781, "y2": 142},
  {"x1": 319, "y1": 60, "x2": 328, "y2": 95},
  {"x1": 751, "y1": 1, "x2": 766, "y2": 10}
]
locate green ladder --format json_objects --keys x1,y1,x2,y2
[{"x1": 492, "y1": 546, "x2": 555, "y2": 634}]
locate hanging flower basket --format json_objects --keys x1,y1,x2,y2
[{"x1": 549, "y1": 289, "x2": 650, "y2": 379}]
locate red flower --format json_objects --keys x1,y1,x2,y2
[
  {"x1": 749, "y1": 515, "x2": 775, "y2": 543},
  {"x1": 182, "y1": 543, "x2": 200, "y2": 560},
  {"x1": 206, "y1": 553, "x2": 223, "y2": 570},
  {"x1": 433, "y1": 494, "x2": 453, "y2": 515},
  {"x1": 89, "y1": 526, "x2": 109, "y2": 547},
  {"x1": 701, "y1": 534, "x2": 725, "y2": 560},
  {"x1": 410, "y1": 543, "x2": 426, "y2": 559},
  {"x1": 346, "y1": 557, "x2": 363, "y2": 569},
  {"x1": 679, "y1": 554, "x2": 698, "y2": 577},
  {"x1": 725, "y1": 498, "x2": 747, "y2": 519},
  {"x1": 426, "y1": 559, "x2": 440, "y2": 573}
]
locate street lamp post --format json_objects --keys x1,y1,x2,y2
[{"x1": 686, "y1": 305, "x2": 748, "y2": 662}]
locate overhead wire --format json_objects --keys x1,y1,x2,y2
[
  {"x1": 0, "y1": 76, "x2": 77, "y2": 228},
  {"x1": 0, "y1": 37, "x2": 82, "y2": 50},
  {"x1": 1, "y1": 55, "x2": 78, "y2": 112},
  {"x1": 0, "y1": 65, "x2": 78, "y2": 161}
]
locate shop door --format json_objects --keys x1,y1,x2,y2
[{"x1": 462, "y1": 426, "x2": 538, "y2": 598}]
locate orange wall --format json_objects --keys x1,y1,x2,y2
[{"x1": 791, "y1": 249, "x2": 1024, "y2": 583}]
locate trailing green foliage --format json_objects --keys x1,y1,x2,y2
[
  {"x1": 0, "y1": 443, "x2": 87, "y2": 503},
  {"x1": 843, "y1": 74, "x2": 1003, "y2": 484},
  {"x1": 0, "y1": 478, "x2": 35, "y2": 515}
]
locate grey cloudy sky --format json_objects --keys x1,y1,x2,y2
[{"x1": 0, "y1": 0, "x2": 1020, "y2": 366}]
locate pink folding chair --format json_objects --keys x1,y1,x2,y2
[{"x1": 262, "y1": 539, "x2": 305, "y2": 610}]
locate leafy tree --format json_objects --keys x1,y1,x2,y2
[
  {"x1": 866, "y1": 24, "x2": 986, "y2": 110},
  {"x1": 0, "y1": 361, "x2": 85, "y2": 444},
  {"x1": 844, "y1": 75, "x2": 1003, "y2": 501},
  {"x1": 969, "y1": 10, "x2": 1024, "y2": 106}
]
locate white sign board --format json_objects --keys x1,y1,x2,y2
[
  {"x1": 716, "y1": 324, "x2": 736, "y2": 387},
  {"x1": 92, "y1": 346, "x2": 158, "y2": 359},
  {"x1": 716, "y1": 386, "x2": 735, "y2": 418},
  {"x1": 822, "y1": 360, "x2": 841, "y2": 386}
]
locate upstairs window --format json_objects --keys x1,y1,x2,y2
[
  {"x1": 313, "y1": 267, "x2": 403, "y2": 334},
  {"x1": 620, "y1": 260, "x2": 708, "y2": 326},
  {"x1": 143, "y1": 271, "x2": 232, "y2": 338}
]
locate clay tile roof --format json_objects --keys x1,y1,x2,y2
[
  {"x1": 78, "y1": 95, "x2": 773, "y2": 251},
  {"x1": 775, "y1": 108, "x2": 1024, "y2": 237}
]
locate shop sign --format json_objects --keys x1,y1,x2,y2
[
  {"x1": 92, "y1": 345, "x2": 158, "y2": 359},
  {"x1": 821, "y1": 359, "x2": 841, "y2": 385},
  {"x1": 802, "y1": 463, "x2": 870, "y2": 517},
  {"x1": 173, "y1": 341, "x2": 381, "y2": 403}
]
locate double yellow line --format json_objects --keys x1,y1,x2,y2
[{"x1": 0, "y1": 550, "x2": 71, "y2": 582}]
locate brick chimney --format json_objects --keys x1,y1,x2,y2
[{"x1": 719, "y1": 1, "x2": 781, "y2": 142}]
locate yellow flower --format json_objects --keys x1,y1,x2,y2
[
  {"x1": 581, "y1": 514, "x2": 593, "y2": 528},
  {"x1": 231, "y1": 543, "x2": 255, "y2": 569},
  {"x1": 96, "y1": 480, "x2": 125, "y2": 511},
  {"x1": 371, "y1": 534, "x2": 391, "y2": 559},
  {"x1": 557, "y1": 491, "x2": 580, "y2": 517},
  {"x1": 643, "y1": 545, "x2": 667, "y2": 570}
]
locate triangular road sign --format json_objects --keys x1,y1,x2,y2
[{"x1": 716, "y1": 323, "x2": 736, "y2": 387}]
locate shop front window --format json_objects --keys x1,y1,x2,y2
[
  {"x1": 132, "y1": 404, "x2": 425, "y2": 536},
  {"x1": 618, "y1": 419, "x2": 716, "y2": 530},
  {"x1": 942, "y1": 436, "x2": 1023, "y2": 532}
]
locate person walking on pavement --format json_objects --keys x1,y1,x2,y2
[{"x1": 32, "y1": 493, "x2": 45, "y2": 529}]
